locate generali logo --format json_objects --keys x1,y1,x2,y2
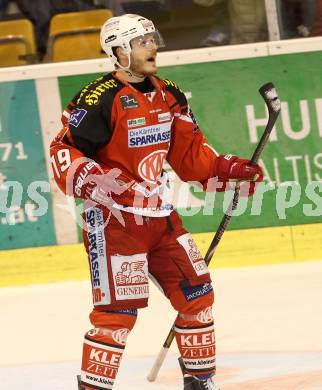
[
  {"x1": 111, "y1": 255, "x2": 149, "y2": 301},
  {"x1": 138, "y1": 149, "x2": 167, "y2": 183},
  {"x1": 115, "y1": 261, "x2": 148, "y2": 286}
]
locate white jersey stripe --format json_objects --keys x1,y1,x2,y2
[
  {"x1": 174, "y1": 325, "x2": 214, "y2": 334},
  {"x1": 203, "y1": 142, "x2": 219, "y2": 156}
]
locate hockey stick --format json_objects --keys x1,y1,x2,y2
[{"x1": 147, "y1": 82, "x2": 281, "y2": 382}]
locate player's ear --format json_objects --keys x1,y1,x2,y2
[{"x1": 114, "y1": 47, "x2": 129, "y2": 67}]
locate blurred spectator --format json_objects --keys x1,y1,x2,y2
[
  {"x1": 229, "y1": 0, "x2": 267, "y2": 44},
  {"x1": 196, "y1": 0, "x2": 267, "y2": 46},
  {"x1": 14, "y1": 0, "x2": 52, "y2": 58},
  {"x1": 198, "y1": 0, "x2": 230, "y2": 46},
  {"x1": 94, "y1": 0, "x2": 124, "y2": 15},
  {"x1": 281, "y1": 0, "x2": 316, "y2": 38},
  {"x1": 0, "y1": 0, "x2": 21, "y2": 19},
  {"x1": 310, "y1": 0, "x2": 322, "y2": 36},
  {"x1": 0, "y1": 0, "x2": 9, "y2": 18},
  {"x1": 300, "y1": 0, "x2": 316, "y2": 35}
]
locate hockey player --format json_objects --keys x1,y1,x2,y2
[{"x1": 50, "y1": 14, "x2": 263, "y2": 390}]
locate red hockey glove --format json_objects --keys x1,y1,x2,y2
[
  {"x1": 213, "y1": 154, "x2": 263, "y2": 196},
  {"x1": 70, "y1": 160, "x2": 103, "y2": 199},
  {"x1": 214, "y1": 154, "x2": 263, "y2": 182},
  {"x1": 67, "y1": 159, "x2": 134, "y2": 202},
  {"x1": 66, "y1": 159, "x2": 135, "y2": 226}
]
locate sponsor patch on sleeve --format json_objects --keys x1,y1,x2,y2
[{"x1": 68, "y1": 108, "x2": 88, "y2": 127}]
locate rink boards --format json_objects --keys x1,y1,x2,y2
[{"x1": 1, "y1": 221, "x2": 321, "y2": 287}]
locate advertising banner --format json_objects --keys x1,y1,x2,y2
[
  {"x1": 0, "y1": 80, "x2": 56, "y2": 249},
  {"x1": 159, "y1": 52, "x2": 322, "y2": 232}
]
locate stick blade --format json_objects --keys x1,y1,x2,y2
[{"x1": 259, "y1": 82, "x2": 281, "y2": 113}]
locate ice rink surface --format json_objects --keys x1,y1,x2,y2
[{"x1": 1, "y1": 260, "x2": 322, "y2": 390}]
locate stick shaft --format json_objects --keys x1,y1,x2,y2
[{"x1": 147, "y1": 344, "x2": 172, "y2": 382}]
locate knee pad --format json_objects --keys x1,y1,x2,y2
[
  {"x1": 81, "y1": 309, "x2": 137, "y2": 389},
  {"x1": 89, "y1": 308, "x2": 138, "y2": 338},
  {"x1": 170, "y1": 281, "x2": 214, "y2": 326}
]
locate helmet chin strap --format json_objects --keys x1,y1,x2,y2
[{"x1": 115, "y1": 53, "x2": 145, "y2": 81}]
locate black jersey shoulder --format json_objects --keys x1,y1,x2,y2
[
  {"x1": 162, "y1": 78, "x2": 188, "y2": 108},
  {"x1": 72, "y1": 72, "x2": 124, "y2": 108},
  {"x1": 65, "y1": 73, "x2": 124, "y2": 158}
]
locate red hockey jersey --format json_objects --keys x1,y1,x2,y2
[{"x1": 50, "y1": 72, "x2": 218, "y2": 216}]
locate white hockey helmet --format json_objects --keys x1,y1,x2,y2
[{"x1": 100, "y1": 14, "x2": 165, "y2": 67}]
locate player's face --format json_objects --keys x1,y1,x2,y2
[{"x1": 130, "y1": 34, "x2": 159, "y2": 76}]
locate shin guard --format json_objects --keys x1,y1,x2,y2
[
  {"x1": 80, "y1": 309, "x2": 137, "y2": 389},
  {"x1": 175, "y1": 316, "x2": 216, "y2": 376},
  {"x1": 171, "y1": 283, "x2": 216, "y2": 377}
]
